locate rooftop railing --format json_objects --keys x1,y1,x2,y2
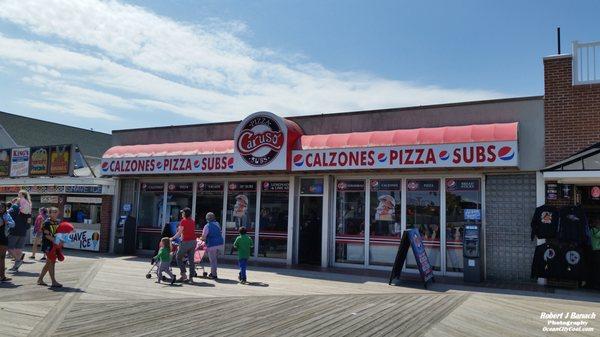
[{"x1": 573, "y1": 41, "x2": 600, "y2": 85}]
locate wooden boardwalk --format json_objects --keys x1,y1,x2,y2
[{"x1": 1, "y1": 252, "x2": 599, "y2": 337}]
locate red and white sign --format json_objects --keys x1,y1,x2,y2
[
  {"x1": 291, "y1": 141, "x2": 518, "y2": 171},
  {"x1": 233, "y1": 111, "x2": 302, "y2": 171},
  {"x1": 100, "y1": 154, "x2": 234, "y2": 175}
]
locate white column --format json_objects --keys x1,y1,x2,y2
[
  {"x1": 536, "y1": 171, "x2": 545, "y2": 207},
  {"x1": 108, "y1": 178, "x2": 121, "y2": 253},
  {"x1": 364, "y1": 178, "x2": 370, "y2": 268},
  {"x1": 440, "y1": 178, "x2": 447, "y2": 275},
  {"x1": 254, "y1": 180, "x2": 261, "y2": 258},
  {"x1": 321, "y1": 175, "x2": 331, "y2": 268},
  {"x1": 286, "y1": 176, "x2": 295, "y2": 265}
]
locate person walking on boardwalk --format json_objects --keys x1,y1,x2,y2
[
  {"x1": 37, "y1": 207, "x2": 62, "y2": 288},
  {"x1": 153, "y1": 237, "x2": 176, "y2": 285},
  {"x1": 201, "y1": 212, "x2": 224, "y2": 279},
  {"x1": 8, "y1": 190, "x2": 32, "y2": 272},
  {"x1": 233, "y1": 226, "x2": 253, "y2": 283},
  {"x1": 30, "y1": 207, "x2": 47, "y2": 261},
  {"x1": 171, "y1": 207, "x2": 197, "y2": 283},
  {"x1": 0, "y1": 203, "x2": 15, "y2": 282}
]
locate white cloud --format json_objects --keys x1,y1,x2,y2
[{"x1": 0, "y1": 0, "x2": 506, "y2": 128}]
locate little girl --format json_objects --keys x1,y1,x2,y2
[{"x1": 153, "y1": 237, "x2": 175, "y2": 285}]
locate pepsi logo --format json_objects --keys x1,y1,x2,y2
[
  {"x1": 591, "y1": 186, "x2": 600, "y2": 198},
  {"x1": 156, "y1": 161, "x2": 163, "y2": 169},
  {"x1": 262, "y1": 181, "x2": 270, "y2": 189},
  {"x1": 168, "y1": 184, "x2": 175, "y2": 191},
  {"x1": 101, "y1": 162, "x2": 109, "y2": 171},
  {"x1": 498, "y1": 146, "x2": 515, "y2": 161},
  {"x1": 371, "y1": 180, "x2": 379, "y2": 188},
  {"x1": 293, "y1": 154, "x2": 304, "y2": 167},
  {"x1": 377, "y1": 153, "x2": 387, "y2": 163},
  {"x1": 227, "y1": 157, "x2": 234, "y2": 169},
  {"x1": 446, "y1": 179, "x2": 456, "y2": 189},
  {"x1": 439, "y1": 150, "x2": 449, "y2": 160},
  {"x1": 198, "y1": 183, "x2": 205, "y2": 190},
  {"x1": 228, "y1": 183, "x2": 237, "y2": 190},
  {"x1": 193, "y1": 159, "x2": 200, "y2": 168},
  {"x1": 337, "y1": 182, "x2": 347, "y2": 190},
  {"x1": 407, "y1": 181, "x2": 418, "y2": 190}
]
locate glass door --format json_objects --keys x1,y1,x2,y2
[
  {"x1": 405, "y1": 179, "x2": 441, "y2": 271},
  {"x1": 298, "y1": 196, "x2": 323, "y2": 265},
  {"x1": 195, "y1": 182, "x2": 224, "y2": 229}
]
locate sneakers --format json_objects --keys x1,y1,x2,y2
[
  {"x1": 29, "y1": 255, "x2": 36, "y2": 260},
  {"x1": 40, "y1": 257, "x2": 46, "y2": 262},
  {"x1": 170, "y1": 276, "x2": 176, "y2": 285},
  {"x1": 208, "y1": 273, "x2": 218, "y2": 279}
]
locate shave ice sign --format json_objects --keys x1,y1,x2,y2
[{"x1": 291, "y1": 141, "x2": 518, "y2": 171}]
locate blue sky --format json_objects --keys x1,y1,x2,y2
[{"x1": 0, "y1": 0, "x2": 599, "y2": 133}]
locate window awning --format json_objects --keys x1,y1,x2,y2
[
  {"x1": 103, "y1": 140, "x2": 234, "y2": 158},
  {"x1": 298, "y1": 122, "x2": 518, "y2": 150},
  {"x1": 101, "y1": 122, "x2": 519, "y2": 175}
]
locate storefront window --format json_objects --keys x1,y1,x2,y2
[
  {"x1": 445, "y1": 179, "x2": 481, "y2": 273},
  {"x1": 259, "y1": 181, "x2": 289, "y2": 259},
  {"x1": 166, "y1": 182, "x2": 194, "y2": 230},
  {"x1": 225, "y1": 182, "x2": 257, "y2": 256},
  {"x1": 63, "y1": 198, "x2": 102, "y2": 224},
  {"x1": 335, "y1": 180, "x2": 365, "y2": 264},
  {"x1": 300, "y1": 179, "x2": 324, "y2": 194},
  {"x1": 369, "y1": 179, "x2": 402, "y2": 266},
  {"x1": 406, "y1": 179, "x2": 441, "y2": 271},
  {"x1": 195, "y1": 182, "x2": 224, "y2": 228},
  {"x1": 138, "y1": 183, "x2": 165, "y2": 228}
]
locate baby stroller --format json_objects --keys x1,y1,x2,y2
[
  {"x1": 145, "y1": 241, "x2": 178, "y2": 280},
  {"x1": 192, "y1": 239, "x2": 209, "y2": 278}
]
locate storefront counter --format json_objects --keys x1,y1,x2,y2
[{"x1": 63, "y1": 222, "x2": 102, "y2": 252}]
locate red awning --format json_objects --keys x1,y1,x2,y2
[
  {"x1": 298, "y1": 122, "x2": 518, "y2": 150},
  {"x1": 103, "y1": 140, "x2": 234, "y2": 158},
  {"x1": 102, "y1": 122, "x2": 517, "y2": 158}
]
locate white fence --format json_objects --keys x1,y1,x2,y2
[{"x1": 573, "y1": 41, "x2": 600, "y2": 85}]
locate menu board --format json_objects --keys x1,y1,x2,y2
[
  {"x1": 198, "y1": 182, "x2": 224, "y2": 192},
  {"x1": 262, "y1": 181, "x2": 289, "y2": 192},
  {"x1": 49, "y1": 145, "x2": 71, "y2": 175},
  {"x1": 0, "y1": 149, "x2": 10, "y2": 177},
  {"x1": 10, "y1": 147, "x2": 30, "y2": 177},
  {"x1": 29, "y1": 146, "x2": 49, "y2": 175}
]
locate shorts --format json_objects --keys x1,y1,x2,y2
[
  {"x1": 8, "y1": 235, "x2": 27, "y2": 250},
  {"x1": 32, "y1": 230, "x2": 43, "y2": 239}
]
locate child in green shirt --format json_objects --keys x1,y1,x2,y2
[
  {"x1": 233, "y1": 227, "x2": 253, "y2": 283},
  {"x1": 153, "y1": 237, "x2": 175, "y2": 285}
]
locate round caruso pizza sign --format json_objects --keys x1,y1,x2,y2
[
  {"x1": 234, "y1": 111, "x2": 296, "y2": 171},
  {"x1": 236, "y1": 114, "x2": 284, "y2": 166}
]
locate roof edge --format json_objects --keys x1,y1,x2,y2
[{"x1": 112, "y1": 95, "x2": 543, "y2": 134}]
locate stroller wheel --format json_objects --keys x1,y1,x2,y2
[
  {"x1": 202, "y1": 272, "x2": 208, "y2": 277},
  {"x1": 162, "y1": 276, "x2": 168, "y2": 282},
  {"x1": 146, "y1": 273, "x2": 152, "y2": 279}
]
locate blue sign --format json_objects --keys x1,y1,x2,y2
[
  {"x1": 464, "y1": 209, "x2": 481, "y2": 221},
  {"x1": 407, "y1": 228, "x2": 434, "y2": 283}
]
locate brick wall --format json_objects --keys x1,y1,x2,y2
[
  {"x1": 100, "y1": 195, "x2": 113, "y2": 252},
  {"x1": 544, "y1": 55, "x2": 600, "y2": 166},
  {"x1": 485, "y1": 174, "x2": 537, "y2": 281}
]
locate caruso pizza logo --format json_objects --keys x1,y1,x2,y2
[{"x1": 236, "y1": 115, "x2": 284, "y2": 166}]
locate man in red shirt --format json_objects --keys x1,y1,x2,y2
[{"x1": 171, "y1": 207, "x2": 196, "y2": 283}]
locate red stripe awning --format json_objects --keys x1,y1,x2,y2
[
  {"x1": 102, "y1": 122, "x2": 517, "y2": 158},
  {"x1": 103, "y1": 140, "x2": 234, "y2": 158},
  {"x1": 298, "y1": 122, "x2": 518, "y2": 150}
]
